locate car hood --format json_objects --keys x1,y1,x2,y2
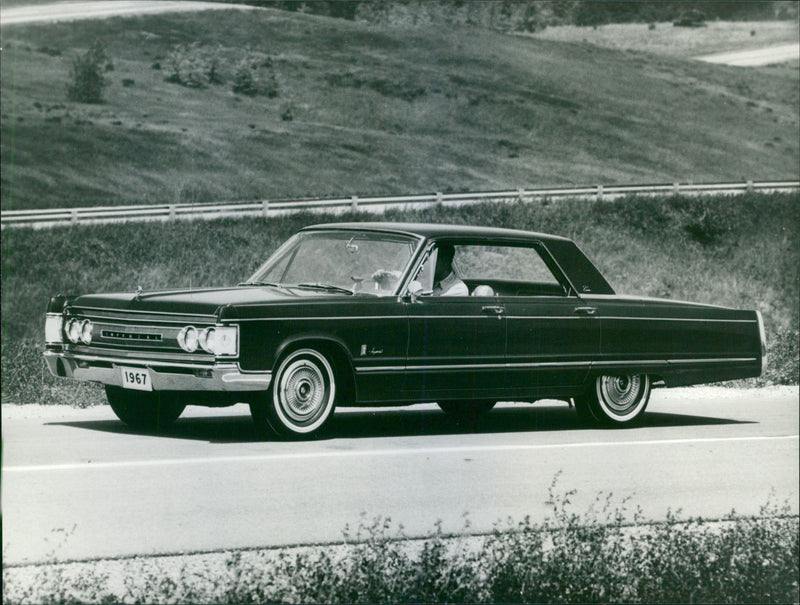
[{"x1": 71, "y1": 285, "x2": 339, "y2": 317}]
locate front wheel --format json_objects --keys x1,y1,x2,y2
[
  {"x1": 105, "y1": 386, "x2": 186, "y2": 432},
  {"x1": 575, "y1": 374, "x2": 651, "y2": 426},
  {"x1": 250, "y1": 348, "x2": 337, "y2": 439}
]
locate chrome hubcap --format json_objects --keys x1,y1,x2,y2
[
  {"x1": 280, "y1": 360, "x2": 325, "y2": 422},
  {"x1": 600, "y1": 374, "x2": 642, "y2": 414}
]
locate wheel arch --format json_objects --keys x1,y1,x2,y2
[{"x1": 273, "y1": 335, "x2": 357, "y2": 405}]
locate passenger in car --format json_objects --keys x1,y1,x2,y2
[{"x1": 432, "y1": 244, "x2": 468, "y2": 296}]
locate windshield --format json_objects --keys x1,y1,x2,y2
[{"x1": 246, "y1": 230, "x2": 421, "y2": 296}]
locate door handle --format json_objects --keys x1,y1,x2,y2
[
  {"x1": 481, "y1": 305, "x2": 505, "y2": 318},
  {"x1": 574, "y1": 306, "x2": 597, "y2": 316}
]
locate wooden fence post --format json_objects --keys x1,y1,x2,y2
[
  {"x1": 351, "y1": 196, "x2": 359, "y2": 211},
  {"x1": 262, "y1": 200, "x2": 270, "y2": 217}
]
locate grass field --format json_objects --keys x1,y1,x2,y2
[
  {"x1": 1, "y1": 9, "x2": 798, "y2": 210},
  {"x1": 2, "y1": 193, "x2": 797, "y2": 406}
]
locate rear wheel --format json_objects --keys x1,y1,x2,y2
[
  {"x1": 105, "y1": 385, "x2": 186, "y2": 432},
  {"x1": 250, "y1": 348, "x2": 337, "y2": 439},
  {"x1": 575, "y1": 374, "x2": 651, "y2": 426}
]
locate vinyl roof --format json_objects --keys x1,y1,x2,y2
[{"x1": 302, "y1": 222, "x2": 573, "y2": 243}]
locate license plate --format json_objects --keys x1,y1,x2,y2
[{"x1": 120, "y1": 366, "x2": 153, "y2": 391}]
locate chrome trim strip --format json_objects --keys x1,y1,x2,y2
[
  {"x1": 601, "y1": 317, "x2": 757, "y2": 323},
  {"x1": 52, "y1": 351, "x2": 216, "y2": 369},
  {"x1": 404, "y1": 363, "x2": 507, "y2": 372},
  {"x1": 506, "y1": 361, "x2": 592, "y2": 368},
  {"x1": 220, "y1": 371, "x2": 272, "y2": 385},
  {"x1": 76, "y1": 314, "x2": 216, "y2": 326},
  {"x1": 505, "y1": 316, "x2": 582, "y2": 320},
  {"x1": 235, "y1": 315, "x2": 407, "y2": 322},
  {"x1": 354, "y1": 366, "x2": 404, "y2": 373},
  {"x1": 43, "y1": 352, "x2": 271, "y2": 391},
  {"x1": 227, "y1": 314, "x2": 759, "y2": 323},
  {"x1": 592, "y1": 360, "x2": 669, "y2": 367},
  {"x1": 71, "y1": 305, "x2": 217, "y2": 318},
  {"x1": 667, "y1": 357, "x2": 757, "y2": 365},
  {"x1": 353, "y1": 357, "x2": 758, "y2": 374}
]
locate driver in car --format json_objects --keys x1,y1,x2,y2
[
  {"x1": 432, "y1": 244, "x2": 468, "y2": 296},
  {"x1": 372, "y1": 244, "x2": 468, "y2": 296}
]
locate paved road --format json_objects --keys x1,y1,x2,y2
[
  {"x1": 3, "y1": 386, "x2": 798, "y2": 565},
  {"x1": 0, "y1": 1, "x2": 257, "y2": 26},
  {"x1": 696, "y1": 43, "x2": 800, "y2": 66}
]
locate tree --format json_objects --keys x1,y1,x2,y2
[{"x1": 66, "y1": 41, "x2": 108, "y2": 103}]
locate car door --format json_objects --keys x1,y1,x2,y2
[
  {"x1": 481, "y1": 242, "x2": 600, "y2": 398},
  {"x1": 504, "y1": 295, "x2": 599, "y2": 397},
  {"x1": 402, "y1": 295, "x2": 507, "y2": 399},
  {"x1": 401, "y1": 244, "x2": 507, "y2": 400}
]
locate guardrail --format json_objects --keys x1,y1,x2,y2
[{"x1": 2, "y1": 180, "x2": 798, "y2": 229}]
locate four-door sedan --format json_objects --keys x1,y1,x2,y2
[{"x1": 44, "y1": 222, "x2": 766, "y2": 438}]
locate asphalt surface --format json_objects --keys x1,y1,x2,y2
[
  {"x1": 3, "y1": 386, "x2": 798, "y2": 565},
  {"x1": 0, "y1": 1, "x2": 257, "y2": 25}
]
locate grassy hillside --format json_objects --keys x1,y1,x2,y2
[
  {"x1": 533, "y1": 20, "x2": 800, "y2": 58},
  {"x1": 2, "y1": 193, "x2": 797, "y2": 405},
  {"x1": 1, "y1": 8, "x2": 798, "y2": 210}
]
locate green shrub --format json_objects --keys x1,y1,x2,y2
[
  {"x1": 232, "y1": 52, "x2": 279, "y2": 97},
  {"x1": 1, "y1": 339, "x2": 105, "y2": 406},
  {"x1": 4, "y1": 482, "x2": 797, "y2": 604},
  {"x1": 65, "y1": 41, "x2": 108, "y2": 103},
  {"x1": 763, "y1": 329, "x2": 800, "y2": 385},
  {"x1": 165, "y1": 43, "x2": 224, "y2": 88},
  {"x1": 231, "y1": 56, "x2": 259, "y2": 96}
]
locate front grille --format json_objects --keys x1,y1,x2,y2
[
  {"x1": 102, "y1": 330, "x2": 163, "y2": 342},
  {"x1": 66, "y1": 308, "x2": 216, "y2": 356}
]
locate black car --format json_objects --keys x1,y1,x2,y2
[{"x1": 44, "y1": 222, "x2": 766, "y2": 438}]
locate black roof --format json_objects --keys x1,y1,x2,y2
[{"x1": 302, "y1": 222, "x2": 573, "y2": 243}]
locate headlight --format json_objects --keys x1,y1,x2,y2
[
  {"x1": 45, "y1": 314, "x2": 64, "y2": 344},
  {"x1": 199, "y1": 327, "x2": 216, "y2": 354},
  {"x1": 67, "y1": 319, "x2": 82, "y2": 344},
  {"x1": 199, "y1": 326, "x2": 238, "y2": 356},
  {"x1": 177, "y1": 326, "x2": 199, "y2": 352},
  {"x1": 80, "y1": 319, "x2": 93, "y2": 345}
]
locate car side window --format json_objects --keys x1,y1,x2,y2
[{"x1": 453, "y1": 244, "x2": 568, "y2": 297}]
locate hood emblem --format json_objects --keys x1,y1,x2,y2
[{"x1": 134, "y1": 285, "x2": 143, "y2": 301}]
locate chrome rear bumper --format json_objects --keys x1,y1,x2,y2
[{"x1": 44, "y1": 350, "x2": 271, "y2": 392}]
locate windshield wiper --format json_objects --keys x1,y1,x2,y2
[
  {"x1": 238, "y1": 281, "x2": 282, "y2": 287},
  {"x1": 293, "y1": 283, "x2": 354, "y2": 295}
]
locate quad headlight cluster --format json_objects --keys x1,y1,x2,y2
[
  {"x1": 64, "y1": 318, "x2": 94, "y2": 345},
  {"x1": 177, "y1": 325, "x2": 238, "y2": 356}
]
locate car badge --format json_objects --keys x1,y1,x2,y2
[{"x1": 134, "y1": 285, "x2": 143, "y2": 301}]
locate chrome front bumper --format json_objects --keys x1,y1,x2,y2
[{"x1": 44, "y1": 350, "x2": 272, "y2": 392}]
